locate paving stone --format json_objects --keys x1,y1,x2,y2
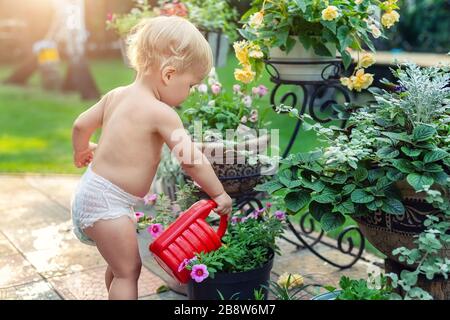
[
  {"x1": 139, "y1": 290, "x2": 186, "y2": 300},
  {"x1": 23, "y1": 240, "x2": 107, "y2": 278},
  {"x1": 48, "y1": 265, "x2": 165, "y2": 300},
  {"x1": 0, "y1": 232, "x2": 18, "y2": 258},
  {"x1": 0, "y1": 176, "x2": 33, "y2": 211},
  {"x1": 0, "y1": 253, "x2": 42, "y2": 287},
  {"x1": 0, "y1": 280, "x2": 61, "y2": 300},
  {"x1": 25, "y1": 175, "x2": 79, "y2": 211}
]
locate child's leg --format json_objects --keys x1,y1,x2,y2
[
  {"x1": 84, "y1": 216, "x2": 142, "y2": 300},
  {"x1": 105, "y1": 265, "x2": 114, "y2": 291}
]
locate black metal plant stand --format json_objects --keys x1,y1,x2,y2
[{"x1": 228, "y1": 59, "x2": 366, "y2": 269}]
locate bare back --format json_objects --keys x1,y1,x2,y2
[{"x1": 91, "y1": 86, "x2": 165, "y2": 198}]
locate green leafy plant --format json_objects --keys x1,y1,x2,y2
[
  {"x1": 184, "y1": 0, "x2": 239, "y2": 41},
  {"x1": 180, "y1": 203, "x2": 286, "y2": 280},
  {"x1": 233, "y1": 0, "x2": 400, "y2": 86},
  {"x1": 181, "y1": 70, "x2": 271, "y2": 136},
  {"x1": 106, "y1": 0, "x2": 156, "y2": 37},
  {"x1": 256, "y1": 63, "x2": 450, "y2": 299},
  {"x1": 265, "y1": 273, "x2": 310, "y2": 300},
  {"x1": 326, "y1": 274, "x2": 395, "y2": 300}
]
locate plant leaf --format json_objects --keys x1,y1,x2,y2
[
  {"x1": 320, "y1": 212, "x2": 345, "y2": 232},
  {"x1": 351, "y1": 189, "x2": 375, "y2": 204},
  {"x1": 406, "y1": 173, "x2": 434, "y2": 191},
  {"x1": 285, "y1": 190, "x2": 311, "y2": 213}
]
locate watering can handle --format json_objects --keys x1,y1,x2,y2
[
  {"x1": 201, "y1": 199, "x2": 228, "y2": 239},
  {"x1": 216, "y1": 214, "x2": 228, "y2": 239}
]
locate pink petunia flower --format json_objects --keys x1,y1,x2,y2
[
  {"x1": 178, "y1": 258, "x2": 190, "y2": 272},
  {"x1": 266, "y1": 202, "x2": 272, "y2": 208},
  {"x1": 144, "y1": 193, "x2": 158, "y2": 205},
  {"x1": 106, "y1": 13, "x2": 114, "y2": 22},
  {"x1": 233, "y1": 84, "x2": 241, "y2": 94},
  {"x1": 274, "y1": 210, "x2": 286, "y2": 220},
  {"x1": 135, "y1": 212, "x2": 145, "y2": 221},
  {"x1": 211, "y1": 83, "x2": 222, "y2": 95},
  {"x1": 190, "y1": 264, "x2": 209, "y2": 283},
  {"x1": 147, "y1": 223, "x2": 164, "y2": 238}
]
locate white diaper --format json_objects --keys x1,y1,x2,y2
[{"x1": 70, "y1": 164, "x2": 142, "y2": 246}]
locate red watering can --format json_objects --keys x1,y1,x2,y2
[{"x1": 149, "y1": 199, "x2": 228, "y2": 284}]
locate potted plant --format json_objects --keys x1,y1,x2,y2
[
  {"x1": 183, "y1": 0, "x2": 238, "y2": 67},
  {"x1": 106, "y1": 0, "x2": 157, "y2": 67},
  {"x1": 106, "y1": 0, "x2": 237, "y2": 68},
  {"x1": 256, "y1": 63, "x2": 450, "y2": 299},
  {"x1": 233, "y1": 0, "x2": 400, "y2": 83},
  {"x1": 180, "y1": 70, "x2": 275, "y2": 196},
  {"x1": 313, "y1": 274, "x2": 395, "y2": 300},
  {"x1": 177, "y1": 201, "x2": 286, "y2": 300}
]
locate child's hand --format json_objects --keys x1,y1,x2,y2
[
  {"x1": 73, "y1": 142, "x2": 97, "y2": 168},
  {"x1": 212, "y1": 192, "x2": 232, "y2": 217}
]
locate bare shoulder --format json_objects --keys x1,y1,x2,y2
[{"x1": 142, "y1": 100, "x2": 183, "y2": 128}]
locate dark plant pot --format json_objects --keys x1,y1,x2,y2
[
  {"x1": 187, "y1": 253, "x2": 274, "y2": 300},
  {"x1": 185, "y1": 133, "x2": 271, "y2": 197},
  {"x1": 354, "y1": 181, "x2": 449, "y2": 267}
]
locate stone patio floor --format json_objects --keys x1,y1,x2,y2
[{"x1": 0, "y1": 173, "x2": 383, "y2": 300}]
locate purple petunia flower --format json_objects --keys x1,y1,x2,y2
[
  {"x1": 191, "y1": 264, "x2": 209, "y2": 283},
  {"x1": 147, "y1": 223, "x2": 164, "y2": 238},
  {"x1": 231, "y1": 216, "x2": 241, "y2": 225},
  {"x1": 274, "y1": 210, "x2": 286, "y2": 221},
  {"x1": 257, "y1": 85, "x2": 269, "y2": 97}
]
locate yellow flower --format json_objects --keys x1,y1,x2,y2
[
  {"x1": 321, "y1": 6, "x2": 339, "y2": 21},
  {"x1": 381, "y1": 10, "x2": 400, "y2": 29},
  {"x1": 248, "y1": 44, "x2": 264, "y2": 59},
  {"x1": 370, "y1": 25, "x2": 382, "y2": 39},
  {"x1": 340, "y1": 76, "x2": 354, "y2": 91},
  {"x1": 234, "y1": 65, "x2": 256, "y2": 84},
  {"x1": 358, "y1": 52, "x2": 376, "y2": 69},
  {"x1": 249, "y1": 10, "x2": 264, "y2": 29},
  {"x1": 352, "y1": 69, "x2": 374, "y2": 92},
  {"x1": 233, "y1": 40, "x2": 250, "y2": 65},
  {"x1": 277, "y1": 272, "x2": 304, "y2": 289}
]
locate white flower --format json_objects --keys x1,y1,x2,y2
[
  {"x1": 370, "y1": 25, "x2": 382, "y2": 39},
  {"x1": 197, "y1": 84, "x2": 208, "y2": 93},
  {"x1": 242, "y1": 95, "x2": 252, "y2": 108}
]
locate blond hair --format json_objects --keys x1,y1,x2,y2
[{"x1": 126, "y1": 16, "x2": 213, "y2": 79}]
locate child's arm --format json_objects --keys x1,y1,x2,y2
[
  {"x1": 72, "y1": 94, "x2": 108, "y2": 167},
  {"x1": 155, "y1": 106, "x2": 232, "y2": 216}
]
